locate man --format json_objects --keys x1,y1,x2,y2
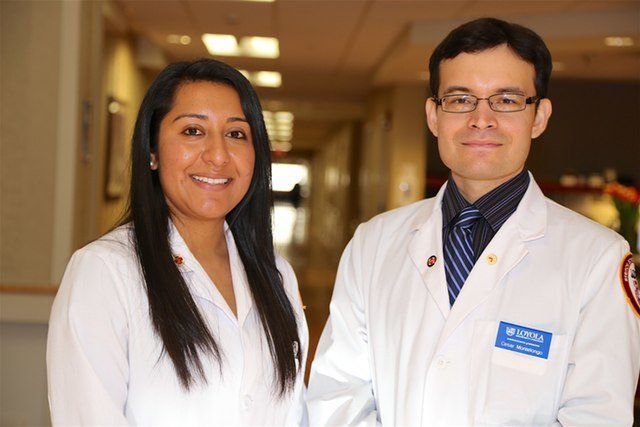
[{"x1": 307, "y1": 18, "x2": 640, "y2": 426}]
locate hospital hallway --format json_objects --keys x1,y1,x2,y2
[
  {"x1": 272, "y1": 198, "x2": 337, "y2": 379},
  {"x1": 2, "y1": 0, "x2": 640, "y2": 425}
]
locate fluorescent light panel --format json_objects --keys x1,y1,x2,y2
[
  {"x1": 604, "y1": 36, "x2": 634, "y2": 47},
  {"x1": 263, "y1": 110, "x2": 294, "y2": 148},
  {"x1": 239, "y1": 70, "x2": 282, "y2": 88},
  {"x1": 253, "y1": 71, "x2": 281, "y2": 87},
  {"x1": 202, "y1": 34, "x2": 279, "y2": 58},
  {"x1": 202, "y1": 34, "x2": 240, "y2": 56},
  {"x1": 241, "y1": 36, "x2": 279, "y2": 58}
]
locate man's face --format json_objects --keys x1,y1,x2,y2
[{"x1": 425, "y1": 44, "x2": 552, "y2": 187}]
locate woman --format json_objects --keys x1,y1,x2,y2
[{"x1": 47, "y1": 59, "x2": 308, "y2": 426}]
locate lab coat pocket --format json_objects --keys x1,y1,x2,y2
[{"x1": 471, "y1": 320, "x2": 569, "y2": 426}]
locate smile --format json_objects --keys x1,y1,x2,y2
[
  {"x1": 191, "y1": 175, "x2": 231, "y2": 185},
  {"x1": 462, "y1": 141, "x2": 502, "y2": 148}
]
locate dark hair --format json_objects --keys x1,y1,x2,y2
[
  {"x1": 122, "y1": 58, "x2": 301, "y2": 395},
  {"x1": 429, "y1": 17, "x2": 552, "y2": 98}
]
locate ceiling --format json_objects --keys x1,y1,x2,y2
[{"x1": 111, "y1": 0, "x2": 640, "y2": 150}]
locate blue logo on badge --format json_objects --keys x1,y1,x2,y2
[{"x1": 495, "y1": 321, "x2": 553, "y2": 359}]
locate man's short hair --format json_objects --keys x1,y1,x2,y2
[{"x1": 428, "y1": 17, "x2": 552, "y2": 99}]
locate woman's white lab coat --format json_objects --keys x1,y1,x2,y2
[
  {"x1": 47, "y1": 222, "x2": 308, "y2": 426},
  {"x1": 307, "y1": 176, "x2": 640, "y2": 426}
]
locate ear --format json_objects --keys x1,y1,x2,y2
[
  {"x1": 531, "y1": 98, "x2": 552, "y2": 139},
  {"x1": 425, "y1": 98, "x2": 439, "y2": 137},
  {"x1": 150, "y1": 152, "x2": 159, "y2": 170}
]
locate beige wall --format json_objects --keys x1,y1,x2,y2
[
  {"x1": 359, "y1": 84, "x2": 427, "y2": 220},
  {"x1": 386, "y1": 85, "x2": 428, "y2": 210},
  {"x1": 309, "y1": 123, "x2": 355, "y2": 258},
  {"x1": 1, "y1": 0, "x2": 62, "y2": 285},
  {"x1": 360, "y1": 89, "x2": 391, "y2": 221},
  {"x1": 0, "y1": 2, "x2": 138, "y2": 426}
]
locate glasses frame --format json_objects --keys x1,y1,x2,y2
[{"x1": 432, "y1": 93, "x2": 540, "y2": 113}]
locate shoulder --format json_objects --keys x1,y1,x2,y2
[
  {"x1": 79, "y1": 224, "x2": 137, "y2": 263},
  {"x1": 353, "y1": 197, "x2": 435, "y2": 244},
  {"x1": 55, "y1": 224, "x2": 141, "y2": 314}
]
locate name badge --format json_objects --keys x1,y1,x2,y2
[{"x1": 495, "y1": 321, "x2": 552, "y2": 359}]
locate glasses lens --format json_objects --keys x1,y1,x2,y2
[
  {"x1": 441, "y1": 95, "x2": 476, "y2": 112},
  {"x1": 489, "y1": 93, "x2": 526, "y2": 112}
]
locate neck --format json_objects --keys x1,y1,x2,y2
[
  {"x1": 171, "y1": 215, "x2": 228, "y2": 257},
  {"x1": 451, "y1": 169, "x2": 525, "y2": 203}
]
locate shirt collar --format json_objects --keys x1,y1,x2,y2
[
  {"x1": 442, "y1": 177, "x2": 471, "y2": 227},
  {"x1": 442, "y1": 169, "x2": 530, "y2": 231}
]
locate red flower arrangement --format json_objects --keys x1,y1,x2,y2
[{"x1": 605, "y1": 183, "x2": 640, "y2": 204}]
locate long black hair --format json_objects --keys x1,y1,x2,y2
[{"x1": 122, "y1": 58, "x2": 301, "y2": 395}]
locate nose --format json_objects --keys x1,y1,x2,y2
[
  {"x1": 468, "y1": 99, "x2": 497, "y2": 130},
  {"x1": 201, "y1": 135, "x2": 230, "y2": 167}
]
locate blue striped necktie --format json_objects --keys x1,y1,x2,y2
[{"x1": 444, "y1": 205, "x2": 483, "y2": 305}]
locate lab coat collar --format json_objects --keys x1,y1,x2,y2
[
  {"x1": 435, "y1": 174, "x2": 548, "y2": 348},
  {"x1": 408, "y1": 182, "x2": 449, "y2": 232},
  {"x1": 409, "y1": 172, "x2": 546, "y2": 240},
  {"x1": 408, "y1": 183, "x2": 451, "y2": 318},
  {"x1": 407, "y1": 174, "x2": 548, "y2": 325},
  {"x1": 514, "y1": 172, "x2": 547, "y2": 242},
  {"x1": 168, "y1": 220, "x2": 254, "y2": 326}
]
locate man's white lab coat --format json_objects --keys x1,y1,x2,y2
[{"x1": 308, "y1": 176, "x2": 640, "y2": 426}]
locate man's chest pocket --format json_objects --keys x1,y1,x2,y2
[{"x1": 470, "y1": 320, "x2": 570, "y2": 426}]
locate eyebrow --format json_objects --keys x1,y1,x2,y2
[
  {"x1": 442, "y1": 86, "x2": 470, "y2": 95},
  {"x1": 442, "y1": 86, "x2": 527, "y2": 96},
  {"x1": 172, "y1": 114, "x2": 248, "y2": 123}
]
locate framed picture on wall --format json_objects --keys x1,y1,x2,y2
[{"x1": 105, "y1": 96, "x2": 126, "y2": 199}]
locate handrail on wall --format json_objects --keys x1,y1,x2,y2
[{"x1": 0, "y1": 284, "x2": 58, "y2": 295}]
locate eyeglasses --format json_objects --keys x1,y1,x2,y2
[{"x1": 433, "y1": 93, "x2": 540, "y2": 113}]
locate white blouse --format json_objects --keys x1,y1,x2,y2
[{"x1": 47, "y1": 222, "x2": 308, "y2": 426}]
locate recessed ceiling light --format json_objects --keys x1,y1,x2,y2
[
  {"x1": 275, "y1": 111, "x2": 294, "y2": 122},
  {"x1": 263, "y1": 110, "x2": 293, "y2": 144},
  {"x1": 202, "y1": 34, "x2": 279, "y2": 58},
  {"x1": 202, "y1": 34, "x2": 240, "y2": 56},
  {"x1": 240, "y1": 71, "x2": 282, "y2": 88},
  {"x1": 240, "y1": 36, "x2": 279, "y2": 59},
  {"x1": 108, "y1": 101, "x2": 121, "y2": 114},
  {"x1": 604, "y1": 36, "x2": 634, "y2": 47},
  {"x1": 167, "y1": 34, "x2": 191, "y2": 45}
]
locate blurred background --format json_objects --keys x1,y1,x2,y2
[{"x1": 1, "y1": 0, "x2": 639, "y2": 425}]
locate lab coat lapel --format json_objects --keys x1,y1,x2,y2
[
  {"x1": 408, "y1": 184, "x2": 450, "y2": 318},
  {"x1": 168, "y1": 221, "x2": 247, "y2": 325},
  {"x1": 436, "y1": 175, "x2": 547, "y2": 348},
  {"x1": 225, "y1": 227, "x2": 253, "y2": 327}
]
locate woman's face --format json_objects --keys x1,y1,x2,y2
[{"x1": 153, "y1": 81, "x2": 256, "y2": 225}]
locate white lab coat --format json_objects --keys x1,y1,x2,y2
[
  {"x1": 47, "y1": 222, "x2": 308, "y2": 426},
  {"x1": 307, "y1": 175, "x2": 640, "y2": 426}
]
